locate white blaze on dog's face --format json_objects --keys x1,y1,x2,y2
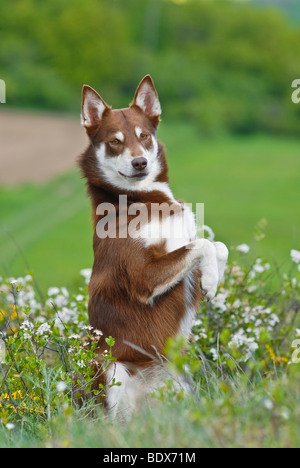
[{"x1": 81, "y1": 75, "x2": 162, "y2": 191}]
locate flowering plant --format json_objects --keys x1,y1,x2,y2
[
  {"x1": 0, "y1": 224, "x2": 299, "y2": 426},
  {"x1": 192, "y1": 227, "x2": 300, "y2": 374},
  {"x1": 0, "y1": 271, "x2": 115, "y2": 424}
]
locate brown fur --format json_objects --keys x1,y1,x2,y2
[{"x1": 79, "y1": 76, "x2": 203, "y2": 399}]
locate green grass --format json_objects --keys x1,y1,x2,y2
[
  {"x1": 1, "y1": 368, "x2": 300, "y2": 448},
  {"x1": 0, "y1": 123, "x2": 299, "y2": 292}
]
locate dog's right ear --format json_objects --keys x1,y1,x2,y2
[{"x1": 81, "y1": 85, "x2": 110, "y2": 128}]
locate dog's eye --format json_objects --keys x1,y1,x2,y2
[
  {"x1": 111, "y1": 139, "x2": 120, "y2": 146},
  {"x1": 140, "y1": 133, "x2": 148, "y2": 140}
]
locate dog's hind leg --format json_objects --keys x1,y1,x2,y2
[{"x1": 105, "y1": 362, "x2": 140, "y2": 419}]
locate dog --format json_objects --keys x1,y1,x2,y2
[{"x1": 79, "y1": 75, "x2": 228, "y2": 416}]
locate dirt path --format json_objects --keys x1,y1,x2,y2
[{"x1": 0, "y1": 109, "x2": 88, "y2": 185}]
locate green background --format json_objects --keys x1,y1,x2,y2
[{"x1": 0, "y1": 0, "x2": 299, "y2": 291}]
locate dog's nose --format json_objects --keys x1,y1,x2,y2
[{"x1": 131, "y1": 157, "x2": 148, "y2": 171}]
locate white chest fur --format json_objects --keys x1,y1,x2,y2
[
  {"x1": 136, "y1": 185, "x2": 199, "y2": 338},
  {"x1": 137, "y1": 196, "x2": 197, "y2": 253}
]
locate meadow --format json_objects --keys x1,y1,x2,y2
[
  {"x1": 1, "y1": 122, "x2": 299, "y2": 448},
  {"x1": 0, "y1": 226, "x2": 299, "y2": 448},
  {"x1": 1, "y1": 0, "x2": 300, "y2": 451},
  {"x1": 0, "y1": 123, "x2": 299, "y2": 292}
]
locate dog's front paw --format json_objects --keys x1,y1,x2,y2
[
  {"x1": 213, "y1": 241, "x2": 229, "y2": 285},
  {"x1": 201, "y1": 267, "x2": 219, "y2": 301}
]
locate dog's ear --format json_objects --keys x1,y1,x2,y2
[
  {"x1": 131, "y1": 75, "x2": 161, "y2": 127},
  {"x1": 81, "y1": 85, "x2": 110, "y2": 128}
]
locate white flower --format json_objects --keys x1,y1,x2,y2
[
  {"x1": 231, "y1": 265, "x2": 244, "y2": 278},
  {"x1": 210, "y1": 348, "x2": 218, "y2": 361},
  {"x1": 77, "y1": 360, "x2": 86, "y2": 368},
  {"x1": 198, "y1": 331, "x2": 207, "y2": 339},
  {"x1": 232, "y1": 299, "x2": 241, "y2": 309},
  {"x1": 51, "y1": 294, "x2": 69, "y2": 308},
  {"x1": 36, "y1": 323, "x2": 52, "y2": 336},
  {"x1": 236, "y1": 244, "x2": 250, "y2": 254},
  {"x1": 269, "y1": 313, "x2": 280, "y2": 327},
  {"x1": 280, "y1": 407, "x2": 290, "y2": 421},
  {"x1": 94, "y1": 329, "x2": 103, "y2": 337},
  {"x1": 6, "y1": 423, "x2": 15, "y2": 430},
  {"x1": 58, "y1": 307, "x2": 77, "y2": 325},
  {"x1": 20, "y1": 320, "x2": 34, "y2": 339},
  {"x1": 48, "y1": 287, "x2": 60, "y2": 297},
  {"x1": 249, "y1": 258, "x2": 270, "y2": 278},
  {"x1": 228, "y1": 329, "x2": 258, "y2": 359},
  {"x1": 295, "y1": 329, "x2": 300, "y2": 337},
  {"x1": 61, "y1": 287, "x2": 69, "y2": 298},
  {"x1": 80, "y1": 268, "x2": 92, "y2": 284},
  {"x1": 56, "y1": 381, "x2": 67, "y2": 393},
  {"x1": 211, "y1": 290, "x2": 228, "y2": 313},
  {"x1": 193, "y1": 319, "x2": 203, "y2": 327},
  {"x1": 263, "y1": 399, "x2": 274, "y2": 410},
  {"x1": 291, "y1": 249, "x2": 300, "y2": 264},
  {"x1": 248, "y1": 341, "x2": 259, "y2": 352},
  {"x1": 253, "y1": 264, "x2": 264, "y2": 274}
]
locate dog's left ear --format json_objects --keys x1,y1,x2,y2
[{"x1": 131, "y1": 75, "x2": 161, "y2": 127}]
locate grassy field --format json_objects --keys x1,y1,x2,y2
[
  {"x1": 1, "y1": 123, "x2": 299, "y2": 447},
  {"x1": 0, "y1": 123, "x2": 299, "y2": 292},
  {"x1": 1, "y1": 369, "x2": 300, "y2": 448}
]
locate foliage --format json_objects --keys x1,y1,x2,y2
[
  {"x1": 162, "y1": 223, "x2": 300, "y2": 384},
  {"x1": 0, "y1": 271, "x2": 116, "y2": 425},
  {"x1": 0, "y1": 225, "x2": 299, "y2": 446},
  {"x1": 1, "y1": 0, "x2": 300, "y2": 135},
  {"x1": 254, "y1": 0, "x2": 300, "y2": 24}
]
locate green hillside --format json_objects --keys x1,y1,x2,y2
[{"x1": 0, "y1": 125, "x2": 299, "y2": 292}]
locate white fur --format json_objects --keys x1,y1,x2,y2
[
  {"x1": 214, "y1": 241, "x2": 229, "y2": 285},
  {"x1": 106, "y1": 362, "x2": 132, "y2": 417},
  {"x1": 135, "y1": 82, "x2": 161, "y2": 117},
  {"x1": 180, "y1": 270, "x2": 198, "y2": 338},
  {"x1": 135, "y1": 126, "x2": 143, "y2": 138},
  {"x1": 106, "y1": 362, "x2": 189, "y2": 419},
  {"x1": 137, "y1": 202, "x2": 196, "y2": 252},
  {"x1": 95, "y1": 137, "x2": 161, "y2": 192},
  {"x1": 115, "y1": 131, "x2": 124, "y2": 142},
  {"x1": 95, "y1": 134, "x2": 227, "y2": 306},
  {"x1": 81, "y1": 91, "x2": 106, "y2": 127}
]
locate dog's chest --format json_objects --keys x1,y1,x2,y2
[{"x1": 137, "y1": 202, "x2": 197, "y2": 253}]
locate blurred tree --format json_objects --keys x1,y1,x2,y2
[{"x1": 0, "y1": 0, "x2": 299, "y2": 134}]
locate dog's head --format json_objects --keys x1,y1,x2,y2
[{"x1": 81, "y1": 75, "x2": 165, "y2": 192}]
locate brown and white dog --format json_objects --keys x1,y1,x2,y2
[{"x1": 79, "y1": 75, "x2": 228, "y2": 416}]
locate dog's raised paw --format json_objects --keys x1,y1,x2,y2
[
  {"x1": 213, "y1": 241, "x2": 229, "y2": 285},
  {"x1": 201, "y1": 268, "x2": 219, "y2": 301}
]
